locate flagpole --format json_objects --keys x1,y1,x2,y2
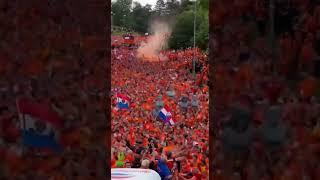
[
  {"x1": 16, "y1": 98, "x2": 26, "y2": 155},
  {"x1": 153, "y1": 108, "x2": 158, "y2": 122},
  {"x1": 269, "y1": 0, "x2": 275, "y2": 72},
  {"x1": 192, "y1": 0, "x2": 197, "y2": 79},
  {"x1": 23, "y1": 115, "x2": 26, "y2": 133},
  {"x1": 21, "y1": 102, "x2": 27, "y2": 154}
]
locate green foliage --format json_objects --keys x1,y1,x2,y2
[
  {"x1": 169, "y1": 11, "x2": 196, "y2": 49},
  {"x1": 180, "y1": 0, "x2": 194, "y2": 11},
  {"x1": 111, "y1": 0, "x2": 133, "y2": 28},
  {"x1": 111, "y1": 1, "x2": 132, "y2": 19},
  {"x1": 199, "y1": 0, "x2": 209, "y2": 10},
  {"x1": 155, "y1": 0, "x2": 167, "y2": 16},
  {"x1": 195, "y1": 6, "x2": 209, "y2": 50},
  {"x1": 168, "y1": 0, "x2": 209, "y2": 50},
  {"x1": 166, "y1": 0, "x2": 180, "y2": 16},
  {"x1": 111, "y1": 0, "x2": 208, "y2": 50},
  {"x1": 196, "y1": 16, "x2": 209, "y2": 50},
  {"x1": 131, "y1": 2, "x2": 152, "y2": 34}
]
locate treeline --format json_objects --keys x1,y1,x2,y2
[{"x1": 111, "y1": 0, "x2": 208, "y2": 50}]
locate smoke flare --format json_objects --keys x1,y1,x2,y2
[{"x1": 137, "y1": 21, "x2": 172, "y2": 61}]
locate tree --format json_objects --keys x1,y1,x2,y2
[
  {"x1": 195, "y1": 3, "x2": 209, "y2": 50},
  {"x1": 168, "y1": 0, "x2": 208, "y2": 50},
  {"x1": 179, "y1": 0, "x2": 193, "y2": 12},
  {"x1": 166, "y1": 0, "x2": 180, "y2": 17},
  {"x1": 199, "y1": 0, "x2": 209, "y2": 11},
  {"x1": 154, "y1": 0, "x2": 167, "y2": 16},
  {"x1": 196, "y1": 17, "x2": 208, "y2": 49},
  {"x1": 131, "y1": 2, "x2": 152, "y2": 34},
  {"x1": 169, "y1": 11, "x2": 195, "y2": 49},
  {"x1": 111, "y1": 0, "x2": 133, "y2": 28}
]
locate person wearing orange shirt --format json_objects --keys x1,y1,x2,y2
[
  {"x1": 299, "y1": 33, "x2": 316, "y2": 73},
  {"x1": 299, "y1": 75, "x2": 318, "y2": 101}
]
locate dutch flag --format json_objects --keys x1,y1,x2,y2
[
  {"x1": 158, "y1": 105, "x2": 175, "y2": 126},
  {"x1": 16, "y1": 98, "x2": 63, "y2": 152},
  {"x1": 116, "y1": 93, "x2": 130, "y2": 110}
]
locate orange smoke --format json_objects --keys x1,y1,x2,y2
[{"x1": 137, "y1": 21, "x2": 171, "y2": 62}]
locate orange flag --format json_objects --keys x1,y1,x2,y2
[{"x1": 163, "y1": 145, "x2": 176, "y2": 152}]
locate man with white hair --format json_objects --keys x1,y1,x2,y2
[{"x1": 141, "y1": 159, "x2": 150, "y2": 169}]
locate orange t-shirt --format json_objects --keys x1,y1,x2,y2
[
  {"x1": 22, "y1": 59, "x2": 45, "y2": 76},
  {"x1": 36, "y1": 157, "x2": 61, "y2": 173},
  {"x1": 305, "y1": 16, "x2": 317, "y2": 33},
  {"x1": 111, "y1": 159, "x2": 117, "y2": 168},
  {"x1": 143, "y1": 138, "x2": 148, "y2": 148},
  {"x1": 142, "y1": 103, "x2": 152, "y2": 111},
  {"x1": 280, "y1": 36, "x2": 294, "y2": 61},
  {"x1": 129, "y1": 133, "x2": 135, "y2": 146},
  {"x1": 60, "y1": 129, "x2": 82, "y2": 148},
  {"x1": 4, "y1": 150, "x2": 25, "y2": 173},
  {"x1": 299, "y1": 77, "x2": 318, "y2": 98},
  {"x1": 0, "y1": 57, "x2": 8, "y2": 74},
  {"x1": 300, "y1": 41, "x2": 315, "y2": 63},
  {"x1": 125, "y1": 153, "x2": 134, "y2": 163}
]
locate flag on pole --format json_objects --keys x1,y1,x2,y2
[
  {"x1": 16, "y1": 98, "x2": 63, "y2": 152},
  {"x1": 158, "y1": 105, "x2": 175, "y2": 126}
]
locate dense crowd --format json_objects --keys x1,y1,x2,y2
[
  {"x1": 0, "y1": 1, "x2": 107, "y2": 179},
  {"x1": 2, "y1": 0, "x2": 320, "y2": 179},
  {"x1": 111, "y1": 39, "x2": 209, "y2": 179},
  {"x1": 212, "y1": 0, "x2": 320, "y2": 179}
]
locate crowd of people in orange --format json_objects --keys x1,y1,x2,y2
[
  {"x1": 212, "y1": 0, "x2": 320, "y2": 179},
  {"x1": 2, "y1": 0, "x2": 320, "y2": 179},
  {"x1": 111, "y1": 40, "x2": 209, "y2": 179},
  {"x1": 0, "y1": 1, "x2": 107, "y2": 179}
]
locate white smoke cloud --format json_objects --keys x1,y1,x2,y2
[{"x1": 137, "y1": 21, "x2": 172, "y2": 61}]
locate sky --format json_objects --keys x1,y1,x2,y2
[
  {"x1": 112, "y1": 0, "x2": 180, "y2": 9},
  {"x1": 111, "y1": 0, "x2": 158, "y2": 8},
  {"x1": 135, "y1": 0, "x2": 158, "y2": 7}
]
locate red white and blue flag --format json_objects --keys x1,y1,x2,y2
[
  {"x1": 116, "y1": 93, "x2": 130, "y2": 110},
  {"x1": 16, "y1": 98, "x2": 63, "y2": 152},
  {"x1": 158, "y1": 105, "x2": 175, "y2": 126}
]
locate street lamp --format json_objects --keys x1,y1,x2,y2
[
  {"x1": 111, "y1": 12, "x2": 115, "y2": 28},
  {"x1": 269, "y1": 0, "x2": 275, "y2": 73},
  {"x1": 191, "y1": 0, "x2": 197, "y2": 79},
  {"x1": 122, "y1": 14, "x2": 127, "y2": 32}
]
